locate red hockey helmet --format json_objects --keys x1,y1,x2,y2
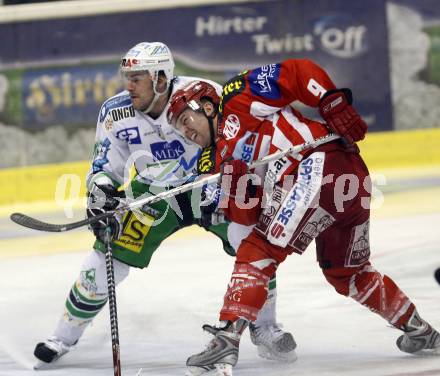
[{"x1": 167, "y1": 80, "x2": 220, "y2": 127}]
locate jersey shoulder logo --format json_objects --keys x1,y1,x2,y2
[
  {"x1": 223, "y1": 113, "x2": 241, "y2": 140},
  {"x1": 110, "y1": 106, "x2": 135, "y2": 122},
  {"x1": 219, "y1": 75, "x2": 245, "y2": 114},
  {"x1": 248, "y1": 64, "x2": 281, "y2": 100},
  {"x1": 99, "y1": 93, "x2": 132, "y2": 123}
]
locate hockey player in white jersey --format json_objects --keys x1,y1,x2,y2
[{"x1": 33, "y1": 42, "x2": 296, "y2": 367}]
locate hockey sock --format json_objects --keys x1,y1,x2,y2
[
  {"x1": 54, "y1": 280, "x2": 108, "y2": 345},
  {"x1": 220, "y1": 263, "x2": 270, "y2": 322},
  {"x1": 253, "y1": 276, "x2": 277, "y2": 326},
  {"x1": 324, "y1": 263, "x2": 415, "y2": 329}
]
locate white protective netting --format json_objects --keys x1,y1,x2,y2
[
  {"x1": 388, "y1": 2, "x2": 440, "y2": 130},
  {"x1": 0, "y1": 123, "x2": 95, "y2": 168}
]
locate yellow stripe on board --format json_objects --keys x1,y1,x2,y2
[
  {"x1": 371, "y1": 186, "x2": 440, "y2": 219},
  {"x1": 2, "y1": 128, "x2": 438, "y2": 260},
  {"x1": 0, "y1": 231, "x2": 94, "y2": 259},
  {"x1": 0, "y1": 199, "x2": 87, "y2": 217},
  {"x1": 358, "y1": 128, "x2": 440, "y2": 169},
  {"x1": 0, "y1": 128, "x2": 439, "y2": 206},
  {"x1": 0, "y1": 225, "x2": 209, "y2": 260},
  {"x1": 2, "y1": 186, "x2": 439, "y2": 260},
  {"x1": 0, "y1": 160, "x2": 89, "y2": 206}
]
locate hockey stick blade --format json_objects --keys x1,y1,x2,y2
[
  {"x1": 435, "y1": 268, "x2": 440, "y2": 285},
  {"x1": 10, "y1": 211, "x2": 112, "y2": 232}
]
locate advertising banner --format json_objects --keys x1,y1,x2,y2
[
  {"x1": 21, "y1": 64, "x2": 122, "y2": 129},
  {"x1": 0, "y1": 0, "x2": 393, "y2": 165},
  {"x1": 0, "y1": 0, "x2": 392, "y2": 132}
]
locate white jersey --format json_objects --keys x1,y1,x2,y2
[{"x1": 87, "y1": 76, "x2": 221, "y2": 189}]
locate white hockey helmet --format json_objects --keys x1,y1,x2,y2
[{"x1": 120, "y1": 42, "x2": 175, "y2": 85}]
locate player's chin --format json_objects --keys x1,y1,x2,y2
[
  {"x1": 200, "y1": 138, "x2": 210, "y2": 148},
  {"x1": 129, "y1": 96, "x2": 137, "y2": 105},
  {"x1": 131, "y1": 98, "x2": 147, "y2": 111}
]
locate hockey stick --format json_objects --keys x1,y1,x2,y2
[
  {"x1": 104, "y1": 226, "x2": 122, "y2": 376},
  {"x1": 10, "y1": 134, "x2": 340, "y2": 232},
  {"x1": 435, "y1": 268, "x2": 440, "y2": 285}
]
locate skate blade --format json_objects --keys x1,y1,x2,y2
[
  {"x1": 257, "y1": 346, "x2": 298, "y2": 363},
  {"x1": 214, "y1": 364, "x2": 233, "y2": 376},
  {"x1": 185, "y1": 364, "x2": 233, "y2": 376},
  {"x1": 185, "y1": 366, "x2": 213, "y2": 376},
  {"x1": 412, "y1": 347, "x2": 440, "y2": 357},
  {"x1": 33, "y1": 360, "x2": 54, "y2": 370}
]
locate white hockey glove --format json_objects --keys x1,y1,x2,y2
[{"x1": 86, "y1": 176, "x2": 124, "y2": 242}]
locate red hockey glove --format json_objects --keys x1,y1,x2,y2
[
  {"x1": 220, "y1": 159, "x2": 261, "y2": 225},
  {"x1": 319, "y1": 88, "x2": 367, "y2": 144},
  {"x1": 220, "y1": 159, "x2": 249, "y2": 199}
]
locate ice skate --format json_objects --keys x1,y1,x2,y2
[
  {"x1": 185, "y1": 320, "x2": 247, "y2": 376},
  {"x1": 33, "y1": 336, "x2": 76, "y2": 369},
  {"x1": 397, "y1": 311, "x2": 440, "y2": 355},
  {"x1": 249, "y1": 322, "x2": 297, "y2": 362}
]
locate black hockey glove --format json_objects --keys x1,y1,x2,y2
[
  {"x1": 86, "y1": 182, "x2": 125, "y2": 242},
  {"x1": 199, "y1": 182, "x2": 226, "y2": 228}
]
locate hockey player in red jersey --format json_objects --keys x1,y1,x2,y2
[{"x1": 167, "y1": 59, "x2": 440, "y2": 375}]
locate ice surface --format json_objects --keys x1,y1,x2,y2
[{"x1": 0, "y1": 210, "x2": 439, "y2": 376}]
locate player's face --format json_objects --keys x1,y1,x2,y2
[
  {"x1": 123, "y1": 72, "x2": 155, "y2": 111},
  {"x1": 175, "y1": 109, "x2": 211, "y2": 147}
]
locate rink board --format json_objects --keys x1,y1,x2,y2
[
  {"x1": 2, "y1": 127, "x2": 440, "y2": 260},
  {"x1": 0, "y1": 128, "x2": 439, "y2": 206}
]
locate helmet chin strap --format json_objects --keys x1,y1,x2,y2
[
  {"x1": 201, "y1": 105, "x2": 217, "y2": 148},
  {"x1": 143, "y1": 93, "x2": 160, "y2": 115},
  {"x1": 143, "y1": 75, "x2": 170, "y2": 115},
  {"x1": 207, "y1": 116, "x2": 216, "y2": 147}
]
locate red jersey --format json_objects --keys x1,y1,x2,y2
[
  {"x1": 198, "y1": 59, "x2": 339, "y2": 224},
  {"x1": 215, "y1": 59, "x2": 336, "y2": 171}
]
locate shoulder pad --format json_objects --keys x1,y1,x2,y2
[
  {"x1": 219, "y1": 75, "x2": 246, "y2": 114},
  {"x1": 248, "y1": 63, "x2": 282, "y2": 100},
  {"x1": 99, "y1": 92, "x2": 133, "y2": 123}
]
